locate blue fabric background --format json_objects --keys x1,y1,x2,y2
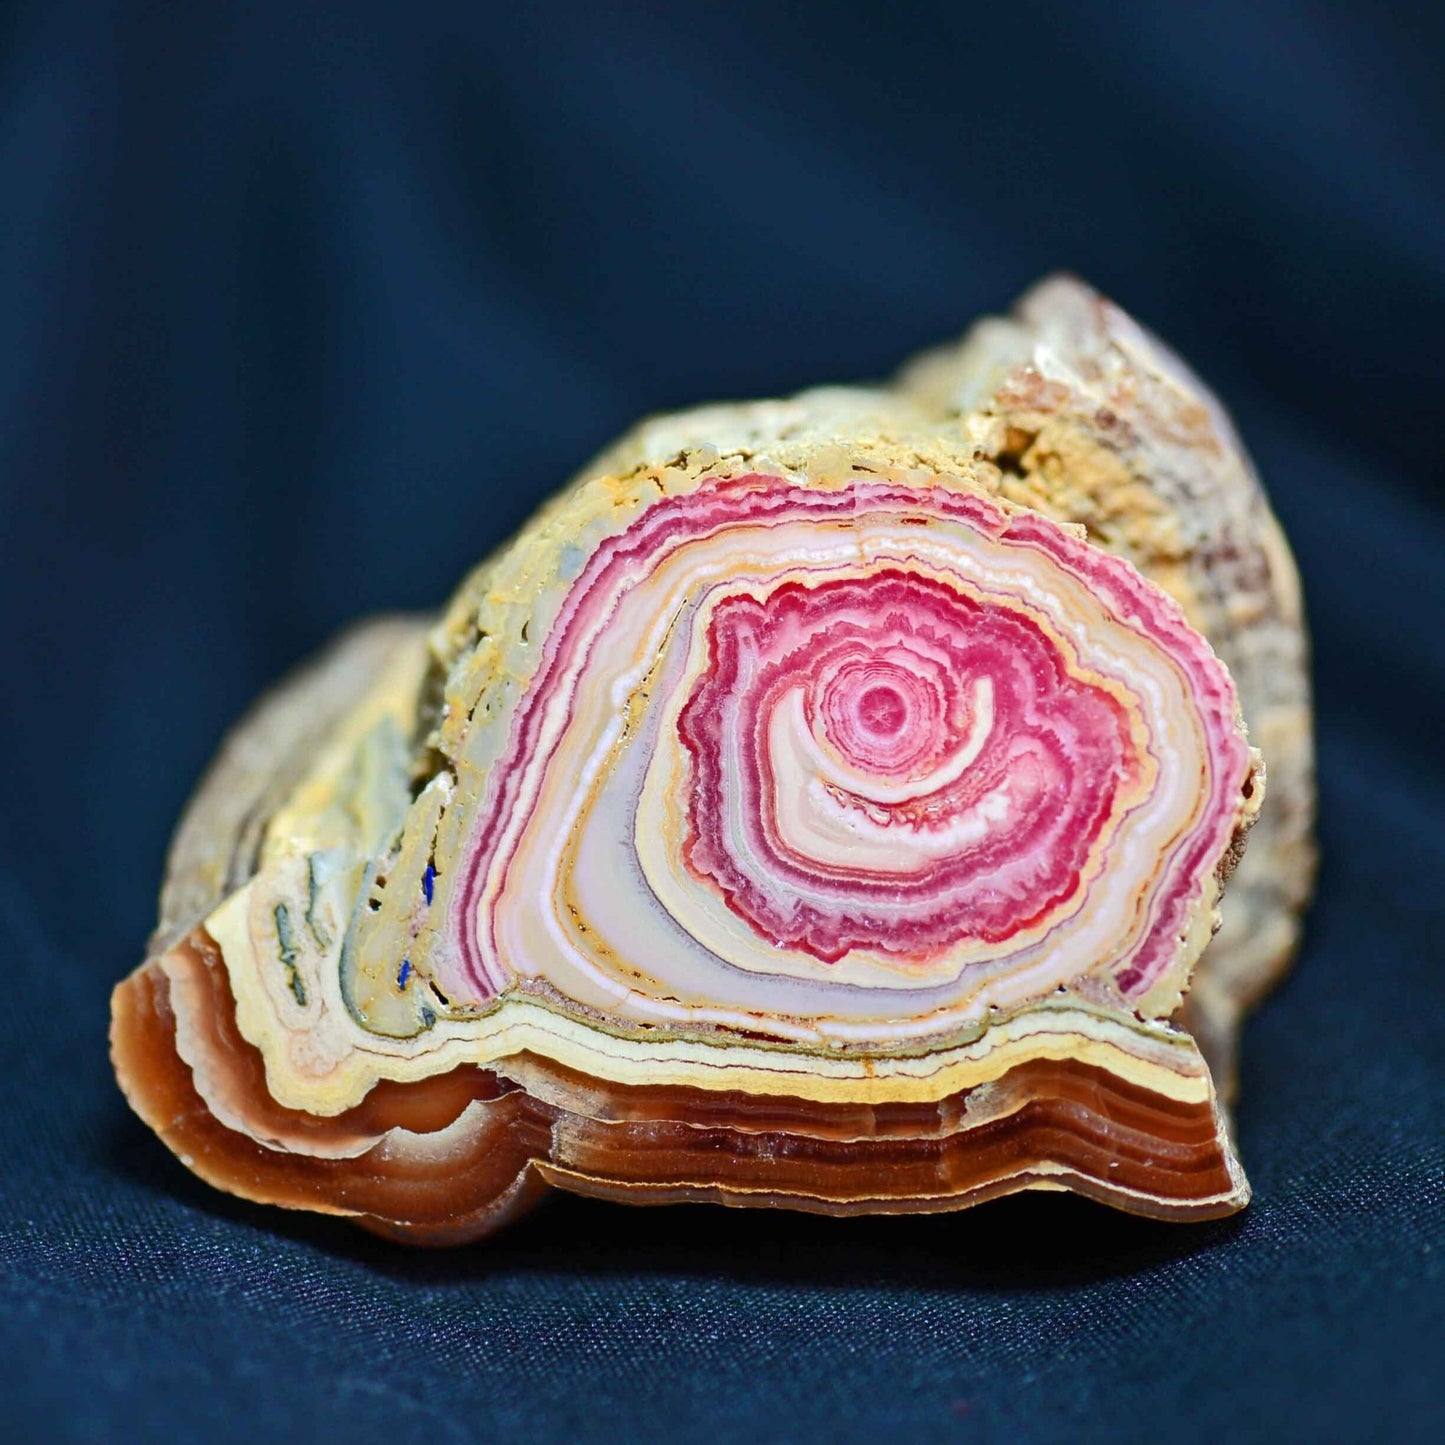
[{"x1": 1, "y1": 3, "x2": 1441, "y2": 1441}]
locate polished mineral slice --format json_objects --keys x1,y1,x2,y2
[{"x1": 112, "y1": 276, "x2": 1315, "y2": 1243}]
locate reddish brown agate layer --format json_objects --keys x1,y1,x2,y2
[
  {"x1": 112, "y1": 276, "x2": 1314, "y2": 1243},
  {"x1": 113, "y1": 929, "x2": 1243, "y2": 1245}
]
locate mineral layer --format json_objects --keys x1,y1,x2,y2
[{"x1": 112, "y1": 277, "x2": 1315, "y2": 1242}]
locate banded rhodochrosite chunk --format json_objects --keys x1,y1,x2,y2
[{"x1": 112, "y1": 276, "x2": 1313, "y2": 1245}]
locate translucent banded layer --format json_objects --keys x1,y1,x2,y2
[{"x1": 445, "y1": 474, "x2": 1251, "y2": 1036}]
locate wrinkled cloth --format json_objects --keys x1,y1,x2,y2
[{"x1": 0, "y1": 3, "x2": 1441, "y2": 1442}]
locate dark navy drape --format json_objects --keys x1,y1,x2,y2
[{"x1": 1, "y1": 4, "x2": 1441, "y2": 1441}]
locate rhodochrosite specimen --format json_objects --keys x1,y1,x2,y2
[{"x1": 112, "y1": 278, "x2": 1315, "y2": 1243}]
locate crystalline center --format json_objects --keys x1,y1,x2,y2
[{"x1": 680, "y1": 568, "x2": 1137, "y2": 963}]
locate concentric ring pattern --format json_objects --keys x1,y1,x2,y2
[{"x1": 445, "y1": 473, "x2": 1250, "y2": 1037}]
